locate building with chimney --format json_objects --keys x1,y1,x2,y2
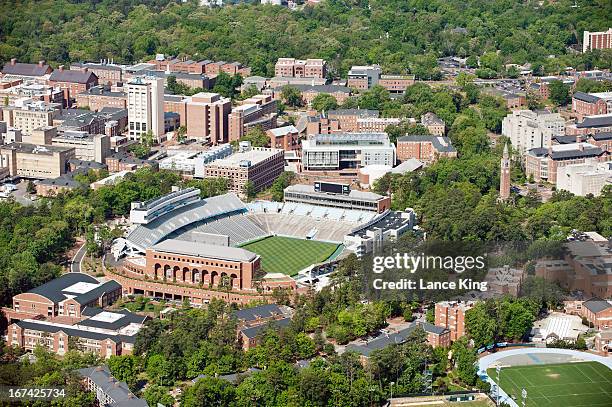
[
  {"x1": 127, "y1": 76, "x2": 164, "y2": 141},
  {"x1": 70, "y1": 61, "x2": 124, "y2": 85},
  {"x1": 1, "y1": 59, "x2": 52, "y2": 81},
  {"x1": 48, "y1": 66, "x2": 99, "y2": 106}
]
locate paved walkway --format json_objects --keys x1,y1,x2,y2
[{"x1": 477, "y1": 348, "x2": 612, "y2": 407}]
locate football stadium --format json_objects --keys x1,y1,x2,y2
[
  {"x1": 480, "y1": 348, "x2": 612, "y2": 407},
  {"x1": 109, "y1": 182, "x2": 416, "y2": 305}
]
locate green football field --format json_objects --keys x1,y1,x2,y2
[
  {"x1": 487, "y1": 361, "x2": 612, "y2": 407},
  {"x1": 239, "y1": 236, "x2": 340, "y2": 276}
]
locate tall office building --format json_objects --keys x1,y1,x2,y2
[
  {"x1": 127, "y1": 76, "x2": 164, "y2": 141},
  {"x1": 185, "y1": 92, "x2": 232, "y2": 144}
]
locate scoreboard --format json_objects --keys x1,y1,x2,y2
[{"x1": 314, "y1": 182, "x2": 350, "y2": 195}]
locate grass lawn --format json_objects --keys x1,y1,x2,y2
[
  {"x1": 487, "y1": 361, "x2": 612, "y2": 407},
  {"x1": 240, "y1": 236, "x2": 340, "y2": 276}
]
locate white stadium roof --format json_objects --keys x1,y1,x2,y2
[{"x1": 125, "y1": 192, "x2": 246, "y2": 251}]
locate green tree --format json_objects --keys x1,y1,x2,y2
[
  {"x1": 176, "y1": 125, "x2": 187, "y2": 143},
  {"x1": 311, "y1": 93, "x2": 338, "y2": 112},
  {"x1": 243, "y1": 181, "x2": 257, "y2": 200},
  {"x1": 280, "y1": 85, "x2": 302, "y2": 107},
  {"x1": 26, "y1": 180, "x2": 36, "y2": 194},
  {"x1": 182, "y1": 377, "x2": 236, "y2": 407},
  {"x1": 548, "y1": 80, "x2": 570, "y2": 106},
  {"x1": 238, "y1": 126, "x2": 270, "y2": 147}
]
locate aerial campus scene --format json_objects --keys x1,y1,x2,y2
[{"x1": 0, "y1": 1, "x2": 611, "y2": 407}]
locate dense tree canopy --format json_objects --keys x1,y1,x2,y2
[{"x1": 1, "y1": 0, "x2": 611, "y2": 78}]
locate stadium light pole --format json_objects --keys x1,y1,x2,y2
[{"x1": 496, "y1": 365, "x2": 501, "y2": 407}]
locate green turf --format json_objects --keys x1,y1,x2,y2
[
  {"x1": 487, "y1": 361, "x2": 612, "y2": 407},
  {"x1": 240, "y1": 236, "x2": 340, "y2": 276}
]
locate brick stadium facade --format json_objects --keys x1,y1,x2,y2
[{"x1": 115, "y1": 239, "x2": 296, "y2": 306}]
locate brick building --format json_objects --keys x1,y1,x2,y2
[
  {"x1": 396, "y1": 135, "x2": 457, "y2": 164},
  {"x1": 305, "y1": 113, "x2": 341, "y2": 136},
  {"x1": 421, "y1": 112, "x2": 446, "y2": 136},
  {"x1": 566, "y1": 114, "x2": 612, "y2": 136},
  {"x1": 572, "y1": 92, "x2": 612, "y2": 120},
  {"x1": 76, "y1": 85, "x2": 127, "y2": 111},
  {"x1": 229, "y1": 95, "x2": 278, "y2": 141},
  {"x1": 378, "y1": 75, "x2": 415, "y2": 93},
  {"x1": 70, "y1": 62, "x2": 123, "y2": 85},
  {"x1": 291, "y1": 84, "x2": 352, "y2": 106},
  {"x1": 537, "y1": 239, "x2": 612, "y2": 299},
  {"x1": 105, "y1": 152, "x2": 159, "y2": 173},
  {"x1": 202, "y1": 146, "x2": 284, "y2": 195},
  {"x1": 48, "y1": 67, "x2": 99, "y2": 106},
  {"x1": 434, "y1": 301, "x2": 474, "y2": 342},
  {"x1": 77, "y1": 366, "x2": 148, "y2": 406},
  {"x1": 266, "y1": 125, "x2": 300, "y2": 150},
  {"x1": 525, "y1": 143, "x2": 609, "y2": 183},
  {"x1": 565, "y1": 297, "x2": 612, "y2": 330},
  {"x1": 583, "y1": 28, "x2": 612, "y2": 52},
  {"x1": 186, "y1": 92, "x2": 232, "y2": 144},
  {"x1": 235, "y1": 304, "x2": 293, "y2": 350},
  {"x1": 327, "y1": 109, "x2": 379, "y2": 132},
  {"x1": 345, "y1": 322, "x2": 451, "y2": 364},
  {"x1": 274, "y1": 58, "x2": 327, "y2": 78},
  {"x1": 2, "y1": 273, "x2": 121, "y2": 322},
  {"x1": 7, "y1": 307, "x2": 146, "y2": 358},
  {"x1": 1, "y1": 59, "x2": 52, "y2": 80}
]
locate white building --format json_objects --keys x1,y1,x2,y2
[
  {"x1": 556, "y1": 162, "x2": 612, "y2": 197},
  {"x1": 502, "y1": 110, "x2": 565, "y2": 156},
  {"x1": 127, "y1": 76, "x2": 164, "y2": 141},
  {"x1": 301, "y1": 133, "x2": 396, "y2": 171},
  {"x1": 51, "y1": 131, "x2": 110, "y2": 163}
]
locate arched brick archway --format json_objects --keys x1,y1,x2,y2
[
  {"x1": 210, "y1": 271, "x2": 219, "y2": 287},
  {"x1": 202, "y1": 270, "x2": 210, "y2": 285},
  {"x1": 173, "y1": 266, "x2": 180, "y2": 281},
  {"x1": 193, "y1": 269, "x2": 200, "y2": 283},
  {"x1": 164, "y1": 265, "x2": 172, "y2": 279},
  {"x1": 183, "y1": 267, "x2": 190, "y2": 282},
  {"x1": 154, "y1": 263, "x2": 162, "y2": 279},
  {"x1": 230, "y1": 273, "x2": 239, "y2": 290}
]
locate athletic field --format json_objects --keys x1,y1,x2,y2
[
  {"x1": 487, "y1": 361, "x2": 612, "y2": 407},
  {"x1": 240, "y1": 236, "x2": 340, "y2": 276}
]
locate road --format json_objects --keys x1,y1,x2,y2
[{"x1": 71, "y1": 242, "x2": 87, "y2": 273}]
